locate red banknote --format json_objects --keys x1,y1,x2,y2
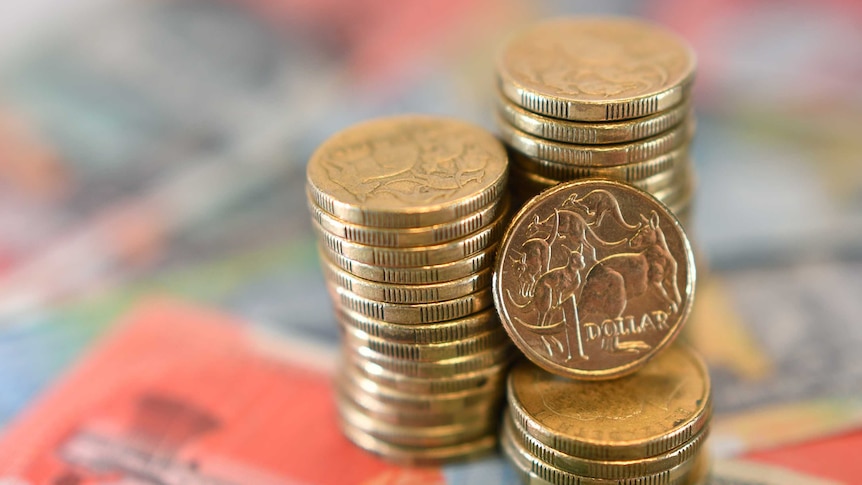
[{"x1": 0, "y1": 300, "x2": 445, "y2": 485}]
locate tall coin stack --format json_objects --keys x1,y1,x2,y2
[
  {"x1": 495, "y1": 18, "x2": 696, "y2": 229},
  {"x1": 306, "y1": 115, "x2": 515, "y2": 465}
]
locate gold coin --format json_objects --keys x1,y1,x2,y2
[
  {"x1": 339, "y1": 419, "x2": 497, "y2": 467},
  {"x1": 336, "y1": 381, "x2": 498, "y2": 428},
  {"x1": 338, "y1": 362, "x2": 505, "y2": 413},
  {"x1": 507, "y1": 345, "x2": 712, "y2": 461},
  {"x1": 510, "y1": 157, "x2": 690, "y2": 196},
  {"x1": 310, "y1": 195, "x2": 509, "y2": 248},
  {"x1": 322, "y1": 243, "x2": 498, "y2": 285},
  {"x1": 337, "y1": 393, "x2": 496, "y2": 447},
  {"x1": 501, "y1": 427, "x2": 699, "y2": 485},
  {"x1": 498, "y1": 95, "x2": 691, "y2": 144},
  {"x1": 306, "y1": 115, "x2": 508, "y2": 228},
  {"x1": 345, "y1": 351, "x2": 512, "y2": 395},
  {"x1": 323, "y1": 257, "x2": 492, "y2": 304},
  {"x1": 313, "y1": 206, "x2": 506, "y2": 267},
  {"x1": 331, "y1": 285, "x2": 494, "y2": 324},
  {"x1": 509, "y1": 145, "x2": 688, "y2": 185},
  {"x1": 337, "y1": 307, "x2": 501, "y2": 345},
  {"x1": 493, "y1": 179, "x2": 696, "y2": 379},
  {"x1": 341, "y1": 324, "x2": 510, "y2": 361},
  {"x1": 503, "y1": 412, "x2": 709, "y2": 479},
  {"x1": 683, "y1": 449, "x2": 711, "y2": 485},
  {"x1": 344, "y1": 340, "x2": 514, "y2": 378},
  {"x1": 498, "y1": 113, "x2": 693, "y2": 167},
  {"x1": 497, "y1": 17, "x2": 695, "y2": 121}
]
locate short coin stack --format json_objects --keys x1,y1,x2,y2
[
  {"x1": 306, "y1": 115, "x2": 515, "y2": 465},
  {"x1": 502, "y1": 345, "x2": 712, "y2": 485},
  {"x1": 495, "y1": 17, "x2": 697, "y2": 228}
]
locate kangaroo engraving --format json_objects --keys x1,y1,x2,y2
[
  {"x1": 509, "y1": 237, "x2": 551, "y2": 298},
  {"x1": 562, "y1": 189, "x2": 640, "y2": 230},
  {"x1": 527, "y1": 209, "x2": 626, "y2": 270},
  {"x1": 507, "y1": 248, "x2": 589, "y2": 360},
  {"x1": 577, "y1": 210, "x2": 680, "y2": 353}
]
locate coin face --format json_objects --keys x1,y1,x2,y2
[
  {"x1": 307, "y1": 115, "x2": 508, "y2": 228},
  {"x1": 508, "y1": 345, "x2": 710, "y2": 460},
  {"x1": 493, "y1": 179, "x2": 695, "y2": 379},
  {"x1": 497, "y1": 18, "x2": 695, "y2": 121}
]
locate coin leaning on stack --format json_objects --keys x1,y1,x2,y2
[
  {"x1": 502, "y1": 345, "x2": 712, "y2": 485},
  {"x1": 495, "y1": 17, "x2": 697, "y2": 228},
  {"x1": 306, "y1": 115, "x2": 516, "y2": 465}
]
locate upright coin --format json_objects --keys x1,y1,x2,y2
[
  {"x1": 307, "y1": 115, "x2": 508, "y2": 228},
  {"x1": 508, "y1": 345, "x2": 711, "y2": 461},
  {"x1": 497, "y1": 17, "x2": 695, "y2": 121},
  {"x1": 493, "y1": 179, "x2": 695, "y2": 379}
]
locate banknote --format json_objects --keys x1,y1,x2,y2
[
  {"x1": 704, "y1": 460, "x2": 841, "y2": 485},
  {"x1": 740, "y1": 426, "x2": 862, "y2": 484},
  {"x1": 0, "y1": 299, "x2": 452, "y2": 485}
]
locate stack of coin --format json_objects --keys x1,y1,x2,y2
[
  {"x1": 306, "y1": 115, "x2": 515, "y2": 465},
  {"x1": 495, "y1": 17, "x2": 697, "y2": 227},
  {"x1": 493, "y1": 178, "x2": 707, "y2": 483},
  {"x1": 502, "y1": 345, "x2": 712, "y2": 485}
]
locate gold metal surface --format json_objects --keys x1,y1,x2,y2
[
  {"x1": 498, "y1": 95, "x2": 690, "y2": 145},
  {"x1": 497, "y1": 17, "x2": 695, "y2": 121},
  {"x1": 507, "y1": 345, "x2": 712, "y2": 460},
  {"x1": 307, "y1": 115, "x2": 508, "y2": 228},
  {"x1": 494, "y1": 179, "x2": 696, "y2": 379}
]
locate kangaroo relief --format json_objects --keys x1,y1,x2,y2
[{"x1": 494, "y1": 180, "x2": 695, "y2": 379}]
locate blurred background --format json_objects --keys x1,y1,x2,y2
[{"x1": 0, "y1": 0, "x2": 860, "y2": 483}]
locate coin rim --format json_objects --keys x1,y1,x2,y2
[
  {"x1": 497, "y1": 113, "x2": 694, "y2": 167},
  {"x1": 503, "y1": 411, "x2": 710, "y2": 479},
  {"x1": 313, "y1": 206, "x2": 507, "y2": 267},
  {"x1": 310, "y1": 196, "x2": 509, "y2": 248},
  {"x1": 495, "y1": 17, "x2": 696, "y2": 121},
  {"x1": 498, "y1": 94, "x2": 691, "y2": 145},
  {"x1": 509, "y1": 144, "x2": 688, "y2": 182},
  {"x1": 501, "y1": 427, "x2": 700, "y2": 485},
  {"x1": 339, "y1": 418, "x2": 497, "y2": 466}
]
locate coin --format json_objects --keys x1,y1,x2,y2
[
  {"x1": 684, "y1": 450, "x2": 710, "y2": 485},
  {"x1": 345, "y1": 352, "x2": 512, "y2": 395},
  {"x1": 331, "y1": 285, "x2": 494, "y2": 324},
  {"x1": 323, "y1": 257, "x2": 493, "y2": 304},
  {"x1": 509, "y1": 145, "x2": 688, "y2": 183},
  {"x1": 313, "y1": 206, "x2": 506, "y2": 267},
  {"x1": 498, "y1": 114, "x2": 693, "y2": 167},
  {"x1": 337, "y1": 307, "x2": 501, "y2": 345},
  {"x1": 337, "y1": 394, "x2": 496, "y2": 447},
  {"x1": 497, "y1": 17, "x2": 695, "y2": 121},
  {"x1": 341, "y1": 324, "x2": 510, "y2": 361},
  {"x1": 501, "y1": 428, "x2": 699, "y2": 485},
  {"x1": 337, "y1": 384, "x2": 498, "y2": 428},
  {"x1": 507, "y1": 345, "x2": 712, "y2": 461},
  {"x1": 345, "y1": 341, "x2": 514, "y2": 378},
  {"x1": 511, "y1": 158, "x2": 689, "y2": 196},
  {"x1": 503, "y1": 412, "x2": 709, "y2": 479},
  {"x1": 339, "y1": 419, "x2": 497, "y2": 467},
  {"x1": 322, "y1": 243, "x2": 498, "y2": 285},
  {"x1": 339, "y1": 363, "x2": 505, "y2": 413},
  {"x1": 493, "y1": 179, "x2": 696, "y2": 379},
  {"x1": 306, "y1": 115, "x2": 508, "y2": 228},
  {"x1": 310, "y1": 195, "x2": 509, "y2": 248},
  {"x1": 498, "y1": 95, "x2": 691, "y2": 145}
]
